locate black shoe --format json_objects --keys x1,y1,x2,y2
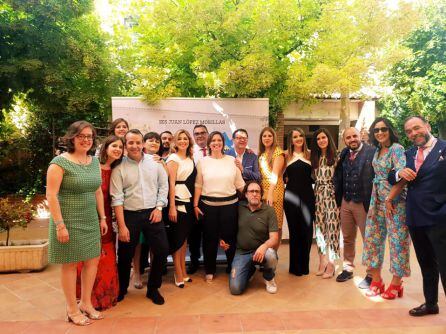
[
  {"x1": 117, "y1": 294, "x2": 125, "y2": 302},
  {"x1": 187, "y1": 262, "x2": 199, "y2": 275},
  {"x1": 336, "y1": 270, "x2": 353, "y2": 282},
  {"x1": 146, "y1": 289, "x2": 165, "y2": 305},
  {"x1": 226, "y1": 265, "x2": 232, "y2": 274},
  {"x1": 409, "y1": 303, "x2": 439, "y2": 317},
  {"x1": 358, "y1": 275, "x2": 372, "y2": 289}
]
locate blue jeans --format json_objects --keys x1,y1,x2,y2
[{"x1": 229, "y1": 248, "x2": 278, "y2": 295}]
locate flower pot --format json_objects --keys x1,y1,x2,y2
[{"x1": 0, "y1": 239, "x2": 48, "y2": 272}]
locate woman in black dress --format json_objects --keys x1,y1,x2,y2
[{"x1": 284, "y1": 128, "x2": 315, "y2": 276}]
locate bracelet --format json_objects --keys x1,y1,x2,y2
[
  {"x1": 56, "y1": 224, "x2": 66, "y2": 231},
  {"x1": 100, "y1": 216, "x2": 107, "y2": 220},
  {"x1": 385, "y1": 197, "x2": 393, "y2": 202},
  {"x1": 53, "y1": 220, "x2": 64, "y2": 226},
  {"x1": 194, "y1": 205, "x2": 199, "y2": 208}
]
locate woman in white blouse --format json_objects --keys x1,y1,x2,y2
[
  {"x1": 194, "y1": 131, "x2": 245, "y2": 282},
  {"x1": 166, "y1": 130, "x2": 196, "y2": 288}
]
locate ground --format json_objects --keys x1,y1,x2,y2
[{"x1": 0, "y1": 218, "x2": 445, "y2": 333}]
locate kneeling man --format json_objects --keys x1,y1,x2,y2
[{"x1": 229, "y1": 181, "x2": 279, "y2": 295}]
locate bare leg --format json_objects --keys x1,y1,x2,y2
[
  {"x1": 369, "y1": 267, "x2": 382, "y2": 283},
  {"x1": 61, "y1": 262, "x2": 79, "y2": 314},
  {"x1": 173, "y1": 248, "x2": 183, "y2": 284},
  {"x1": 180, "y1": 242, "x2": 188, "y2": 278},
  {"x1": 79, "y1": 256, "x2": 100, "y2": 309},
  {"x1": 390, "y1": 275, "x2": 402, "y2": 286},
  {"x1": 317, "y1": 253, "x2": 328, "y2": 274}
]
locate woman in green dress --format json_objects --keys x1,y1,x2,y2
[{"x1": 46, "y1": 121, "x2": 108, "y2": 326}]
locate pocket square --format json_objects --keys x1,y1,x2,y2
[{"x1": 439, "y1": 155, "x2": 445, "y2": 161}]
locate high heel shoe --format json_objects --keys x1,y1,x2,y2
[
  {"x1": 322, "y1": 264, "x2": 335, "y2": 279},
  {"x1": 183, "y1": 277, "x2": 192, "y2": 283},
  {"x1": 381, "y1": 281, "x2": 404, "y2": 300},
  {"x1": 66, "y1": 311, "x2": 91, "y2": 326},
  {"x1": 316, "y1": 264, "x2": 328, "y2": 276},
  {"x1": 365, "y1": 280, "x2": 385, "y2": 297},
  {"x1": 174, "y1": 275, "x2": 185, "y2": 288},
  {"x1": 78, "y1": 304, "x2": 104, "y2": 320}
]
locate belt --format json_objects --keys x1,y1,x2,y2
[{"x1": 201, "y1": 194, "x2": 238, "y2": 202}]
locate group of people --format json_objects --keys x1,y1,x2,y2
[{"x1": 46, "y1": 115, "x2": 446, "y2": 326}]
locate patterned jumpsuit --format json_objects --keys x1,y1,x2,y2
[
  {"x1": 362, "y1": 143, "x2": 410, "y2": 277},
  {"x1": 314, "y1": 156, "x2": 340, "y2": 262}
]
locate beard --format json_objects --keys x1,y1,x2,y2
[{"x1": 414, "y1": 133, "x2": 431, "y2": 147}]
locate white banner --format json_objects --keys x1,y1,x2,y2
[{"x1": 111, "y1": 97, "x2": 269, "y2": 152}]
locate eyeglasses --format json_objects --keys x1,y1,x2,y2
[
  {"x1": 373, "y1": 127, "x2": 389, "y2": 134},
  {"x1": 76, "y1": 134, "x2": 94, "y2": 141},
  {"x1": 246, "y1": 189, "x2": 261, "y2": 194},
  {"x1": 193, "y1": 131, "x2": 207, "y2": 136},
  {"x1": 235, "y1": 136, "x2": 248, "y2": 141}
]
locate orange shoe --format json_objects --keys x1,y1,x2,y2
[
  {"x1": 365, "y1": 280, "x2": 385, "y2": 297},
  {"x1": 381, "y1": 282, "x2": 404, "y2": 300}
]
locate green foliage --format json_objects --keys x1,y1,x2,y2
[
  {"x1": 0, "y1": 197, "x2": 34, "y2": 246},
  {"x1": 126, "y1": 0, "x2": 324, "y2": 125},
  {"x1": 0, "y1": 0, "x2": 120, "y2": 195},
  {"x1": 380, "y1": 1, "x2": 446, "y2": 142}
]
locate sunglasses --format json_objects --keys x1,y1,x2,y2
[{"x1": 373, "y1": 127, "x2": 389, "y2": 134}]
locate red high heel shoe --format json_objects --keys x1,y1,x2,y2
[
  {"x1": 365, "y1": 280, "x2": 385, "y2": 297},
  {"x1": 381, "y1": 281, "x2": 404, "y2": 300}
]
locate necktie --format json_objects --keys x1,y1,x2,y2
[
  {"x1": 415, "y1": 147, "x2": 425, "y2": 172},
  {"x1": 201, "y1": 147, "x2": 207, "y2": 157},
  {"x1": 349, "y1": 151, "x2": 358, "y2": 161}
]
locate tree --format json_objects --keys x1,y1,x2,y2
[
  {"x1": 380, "y1": 1, "x2": 446, "y2": 142},
  {"x1": 126, "y1": 0, "x2": 325, "y2": 125},
  {"x1": 284, "y1": 0, "x2": 420, "y2": 147},
  {"x1": 0, "y1": 0, "x2": 119, "y2": 194}
]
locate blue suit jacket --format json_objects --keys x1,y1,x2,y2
[
  {"x1": 226, "y1": 148, "x2": 261, "y2": 182},
  {"x1": 389, "y1": 139, "x2": 446, "y2": 227}
]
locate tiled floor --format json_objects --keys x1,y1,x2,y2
[{"x1": 1, "y1": 220, "x2": 445, "y2": 333}]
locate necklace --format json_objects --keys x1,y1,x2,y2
[{"x1": 77, "y1": 155, "x2": 89, "y2": 166}]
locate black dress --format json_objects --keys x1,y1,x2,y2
[{"x1": 284, "y1": 158, "x2": 315, "y2": 276}]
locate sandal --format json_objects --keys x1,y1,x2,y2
[{"x1": 66, "y1": 311, "x2": 91, "y2": 326}]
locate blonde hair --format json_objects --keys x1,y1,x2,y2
[
  {"x1": 258, "y1": 127, "x2": 278, "y2": 168},
  {"x1": 172, "y1": 129, "x2": 194, "y2": 157}
]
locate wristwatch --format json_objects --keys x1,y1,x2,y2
[{"x1": 156, "y1": 206, "x2": 163, "y2": 211}]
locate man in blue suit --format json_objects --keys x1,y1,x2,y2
[
  {"x1": 388, "y1": 116, "x2": 446, "y2": 317},
  {"x1": 227, "y1": 129, "x2": 261, "y2": 182}
]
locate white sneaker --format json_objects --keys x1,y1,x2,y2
[{"x1": 264, "y1": 278, "x2": 277, "y2": 294}]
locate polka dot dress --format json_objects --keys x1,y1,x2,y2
[{"x1": 48, "y1": 156, "x2": 102, "y2": 263}]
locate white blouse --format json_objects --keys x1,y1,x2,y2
[{"x1": 166, "y1": 153, "x2": 194, "y2": 212}]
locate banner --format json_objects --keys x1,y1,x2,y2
[{"x1": 111, "y1": 97, "x2": 269, "y2": 152}]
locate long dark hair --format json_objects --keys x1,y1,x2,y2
[
  {"x1": 62, "y1": 120, "x2": 97, "y2": 154},
  {"x1": 99, "y1": 135, "x2": 124, "y2": 168},
  {"x1": 369, "y1": 117, "x2": 399, "y2": 147},
  {"x1": 310, "y1": 128, "x2": 337, "y2": 169}
]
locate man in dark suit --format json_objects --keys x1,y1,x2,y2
[
  {"x1": 334, "y1": 127, "x2": 375, "y2": 288},
  {"x1": 388, "y1": 116, "x2": 446, "y2": 317},
  {"x1": 227, "y1": 129, "x2": 261, "y2": 182}
]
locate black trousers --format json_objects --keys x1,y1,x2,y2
[
  {"x1": 409, "y1": 223, "x2": 446, "y2": 306},
  {"x1": 283, "y1": 199, "x2": 313, "y2": 275},
  {"x1": 201, "y1": 202, "x2": 238, "y2": 275},
  {"x1": 117, "y1": 209, "x2": 169, "y2": 296},
  {"x1": 188, "y1": 217, "x2": 203, "y2": 266}
]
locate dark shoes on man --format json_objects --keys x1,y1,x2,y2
[
  {"x1": 336, "y1": 270, "x2": 353, "y2": 282},
  {"x1": 409, "y1": 303, "x2": 439, "y2": 317},
  {"x1": 146, "y1": 289, "x2": 165, "y2": 305}
]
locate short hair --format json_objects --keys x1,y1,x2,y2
[
  {"x1": 125, "y1": 129, "x2": 143, "y2": 141},
  {"x1": 193, "y1": 124, "x2": 208, "y2": 133},
  {"x1": 108, "y1": 118, "x2": 129, "y2": 136},
  {"x1": 143, "y1": 131, "x2": 161, "y2": 142},
  {"x1": 369, "y1": 117, "x2": 399, "y2": 147},
  {"x1": 172, "y1": 129, "x2": 194, "y2": 157},
  {"x1": 309, "y1": 128, "x2": 337, "y2": 169},
  {"x1": 160, "y1": 130, "x2": 173, "y2": 137},
  {"x1": 243, "y1": 180, "x2": 263, "y2": 197},
  {"x1": 232, "y1": 128, "x2": 249, "y2": 139},
  {"x1": 99, "y1": 135, "x2": 125, "y2": 168},
  {"x1": 404, "y1": 115, "x2": 428, "y2": 125},
  {"x1": 62, "y1": 120, "x2": 97, "y2": 154},
  {"x1": 207, "y1": 131, "x2": 225, "y2": 155}
]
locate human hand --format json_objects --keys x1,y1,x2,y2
[
  {"x1": 399, "y1": 168, "x2": 417, "y2": 182},
  {"x1": 385, "y1": 199, "x2": 395, "y2": 218},
  {"x1": 234, "y1": 159, "x2": 243, "y2": 172},
  {"x1": 149, "y1": 209, "x2": 162, "y2": 223},
  {"x1": 169, "y1": 206, "x2": 177, "y2": 223},
  {"x1": 118, "y1": 225, "x2": 130, "y2": 242},
  {"x1": 194, "y1": 206, "x2": 204, "y2": 220},
  {"x1": 252, "y1": 244, "x2": 267, "y2": 263},
  {"x1": 219, "y1": 239, "x2": 230, "y2": 251},
  {"x1": 100, "y1": 220, "x2": 108, "y2": 236},
  {"x1": 56, "y1": 225, "x2": 69, "y2": 243}
]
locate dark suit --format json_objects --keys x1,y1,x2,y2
[
  {"x1": 389, "y1": 138, "x2": 446, "y2": 307},
  {"x1": 227, "y1": 148, "x2": 261, "y2": 182}
]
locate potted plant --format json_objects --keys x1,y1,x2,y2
[{"x1": 0, "y1": 197, "x2": 48, "y2": 272}]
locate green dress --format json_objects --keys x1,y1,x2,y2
[{"x1": 48, "y1": 155, "x2": 102, "y2": 263}]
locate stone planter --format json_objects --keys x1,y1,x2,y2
[{"x1": 0, "y1": 239, "x2": 48, "y2": 272}]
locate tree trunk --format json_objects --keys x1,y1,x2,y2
[
  {"x1": 338, "y1": 92, "x2": 350, "y2": 150},
  {"x1": 6, "y1": 228, "x2": 10, "y2": 246},
  {"x1": 439, "y1": 120, "x2": 446, "y2": 140},
  {"x1": 52, "y1": 117, "x2": 56, "y2": 155}
]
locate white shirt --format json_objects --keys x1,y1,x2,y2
[{"x1": 193, "y1": 144, "x2": 207, "y2": 165}]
